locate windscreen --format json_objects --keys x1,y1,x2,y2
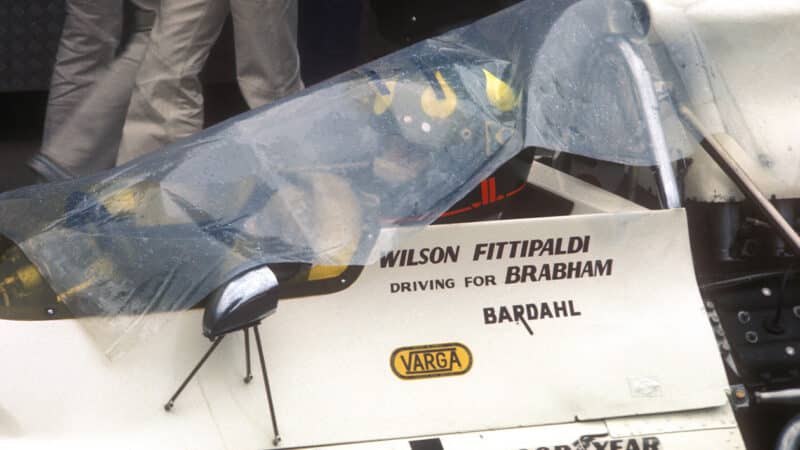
[{"x1": 0, "y1": 0, "x2": 736, "y2": 356}]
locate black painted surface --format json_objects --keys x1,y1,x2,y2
[
  {"x1": 0, "y1": 0, "x2": 65, "y2": 92},
  {"x1": 409, "y1": 439, "x2": 444, "y2": 450}
]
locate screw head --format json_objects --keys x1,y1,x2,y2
[
  {"x1": 46, "y1": 308, "x2": 55, "y2": 316},
  {"x1": 734, "y1": 388, "x2": 747, "y2": 400},
  {"x1": 745, "y1": 331, "x2": 759, "y2": 344},
  {"x1": 761, "y1": 287, "x2": 772, "y2": 297},
  {"x1": 737, "y1": 311, "x2": 751, "y2": 324},
  {"x1": 787, "y1": 346, "x2": 796, "y2": 356},
  {"x1": 793, "y1": 306, "x2": 800, "y2": 319}
]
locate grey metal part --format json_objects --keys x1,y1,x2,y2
[
  {"x1": 755, "y1": 389, "x2": 800, "y2": 406},
  {"x1": 614, "y1": 37, "x2": 681, "y2": 209},
  {"x1": 776, "y1": 414, "x2": 800, "y2": 450}
]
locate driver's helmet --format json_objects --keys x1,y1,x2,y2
[{"x1": 362, "y1": 52, "x2": 531, "y2": 224}]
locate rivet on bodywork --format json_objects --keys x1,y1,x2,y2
[{"x1": 737, "y1": 311, "x2": 751, "y2": 324}]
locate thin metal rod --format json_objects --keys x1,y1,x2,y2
[
  {"x1": 755, "y1": 388, "x2": 800, "y2": 405},
  {"x1": 165, "y1": 335, "x2": 225, "y2": 411},
  {"x1": 678, "y1": 106, "x2": 800, "y2": 257},
  {"x1": 616, "y1": 37, "x2": 682, "y2": 209},
  {"x1": 253, "y1": 326, "x2": 281, "y2": 446},
  {"x1": 244, "y1": 328, "x2": 253, "y2": 383}
]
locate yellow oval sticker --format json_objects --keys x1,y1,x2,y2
[{"x1": 390, "y1": 343, "x2": 473, "y2": 380}]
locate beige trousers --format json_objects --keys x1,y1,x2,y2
[
  {"x1": 41, "y1": 0, "x2": 160, "y2": 176},
  {"x1": 43, "y1": 0, "x2": 124, "y2": 147},
  {"x1": 116, "y1": 0, "x2": 303, "y2": 165}
]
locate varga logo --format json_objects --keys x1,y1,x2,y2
[{"x1": 391, "y1": 343, "x2": 472, "y2": 379}]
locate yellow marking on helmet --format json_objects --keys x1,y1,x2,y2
[
  {"x1": 373, "y1": 80, "x2": 397, "y2": 115},
  {"x1": 482, "y1": 69, "x2": 514, "y2": 112},
  {"x1": 103, "y1": 188, "x2": 138, "y2": 215},
  {"x1": 421, "y1": 71, "x2": 457, "y2": 118},
  {"x1": 16, "y1": 264, "x2": 43, "y2": 290}
]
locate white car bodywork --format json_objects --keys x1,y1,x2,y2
[
  {"x1": 0, "y1": 208, "x2": 742, "y2": 449},
  {"x1": 654, "y1": 0, "x2": 800, "y2": 201}
]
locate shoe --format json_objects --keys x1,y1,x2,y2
[{"x1": 26, "y1": 154, "x2": 75, "y2": 183}]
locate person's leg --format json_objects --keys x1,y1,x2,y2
[
  {"x1": 230, "y1": 0, "x2": 303, "y2": 109},
  {"x1": 43, "y1": 0, "x2": 124, "y2": 147},
  {"x1": 116, "y1": 0, "x2": 229, "y2": 165},
  {"x1": 32, "y1": 0, "x2": 160, "y2": 178},
  {"x1": 37, "y1": 30, "x2": 151, "y2": 176}
]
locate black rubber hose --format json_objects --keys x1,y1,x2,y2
[
  {"x1": 776, "y1": 414, "x2": 800, "y2": 450},
  {"x1": 767, "y1": 263, "x2": 795, "y2": 334}
]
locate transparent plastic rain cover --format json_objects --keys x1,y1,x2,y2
[{"x1": 0, "y1": 0, "x2": 727, "y2": 356}]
